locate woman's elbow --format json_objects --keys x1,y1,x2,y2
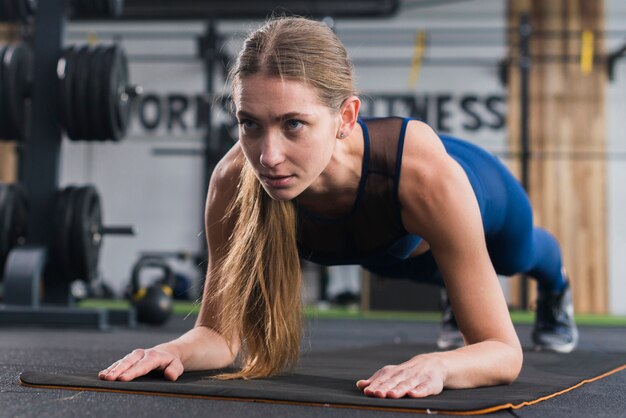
[{"x1": 501, "y1": 344, "x2": 523, "y2": 384}]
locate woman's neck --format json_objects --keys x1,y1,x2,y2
[{"x1": 295, "y1": 124, "x2": 365, "y2": 217}]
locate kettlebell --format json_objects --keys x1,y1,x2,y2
[{"x1": 129, "y1": 257, "x2": 175, "y2": 325}]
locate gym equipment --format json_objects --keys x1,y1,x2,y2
[
  {"x1": 0, "y1": 0, "x2": 136, "y2": 330},
  {"x1": 0, "y1": 183, "x2": 28, "y2": 279},
  {"x1": 2, "y1": 246, "x2": 45, "y2": 306},
  {"x1": 129, "y1": 257, "x2": 175, "y2": 325},
  {"x1": 70, "y1": 0, "x2": 124, "y2": 18},
  {"x1": 19, "y1": 343, "x2": 626, "y2": 415},
  {"x1": 58, "y1": 44, "x2": 140, "y2": 142},
  {"x1": 0, "y1": 42, "x2": 138, "y2": 142},
  {"x1": 0, "y1": 43, "x2": 33, "y2": 141},
  {"x1": 51, "y1": 185, "x2": 134, "y2": 283},
  {"x1": 0, "y1": 0, "x2": 36, "y2": 22}
]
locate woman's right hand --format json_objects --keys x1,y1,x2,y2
[{"x1": 98, "y1": 346, "x2": 184, "y2": 382}]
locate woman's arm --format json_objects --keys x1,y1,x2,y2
[
  {"x1": 99, "y1": 145, "x2": 244, "y2": 382},
  {"x1": 357, "y1": 121, "x2": 522, "y2": 398}
]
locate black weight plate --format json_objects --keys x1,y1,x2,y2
[
  {"x1": 69, "y1": 186, "x2": 86, "y2": 279},
  {"x1": 100, "y1": 45, "x2": 115, "y2": 141},
  {"x1": 53, "y1": 186, "x2": 77, "y2": 281},
  {"x1": 83, "y1": 188, "x2": 102, "y2": 280},
  {"x1": 0, "y1": 184, "x2": 26, "y2": 278},
  {"x1": 71, "y1": 186, "x2": 102, "y2": 281},
  {"x1": 4, "y1": 43, "x2": 33, "y2": 140},
  {"x1": 62, "y1": 46, "x2": 80, "y2": 140},
  {"x1": 88, "y1": 46, "x2": 105, "y2": 141},
  {"x1": 112, "y1": 47, "x2": 130, "y2": 140},
  {"x1": 7, "y1": 183, "x2": 27, "y2": 248},
  {"x1": 73, "y1": 46, "x2": 92, "y2": 140}
]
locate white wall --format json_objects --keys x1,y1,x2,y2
[{"x1": 606, "y1": 0, "x2": 626, "y2": 315}]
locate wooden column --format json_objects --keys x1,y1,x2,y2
[
  {"x1": 0, "y1": 24, "x2": 20, "y2": 182},
  {"x1": 507, "y1": 0, "x2": 608, "y2": 313}
]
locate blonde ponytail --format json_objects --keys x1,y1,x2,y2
[{"x1": 214, "y1": 160, "x2": 302, "y2": 379}]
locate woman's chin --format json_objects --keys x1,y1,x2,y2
[{"x1": 261, "y1": 185, "x2": 300, "y2": 201}]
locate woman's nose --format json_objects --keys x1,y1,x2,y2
[{"x1": 259, "y1": 135, "x2": 285, "y2": 168}]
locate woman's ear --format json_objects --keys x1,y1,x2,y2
[{"x1": 336, "y1": 96, "x2": 361, "y2": 139}]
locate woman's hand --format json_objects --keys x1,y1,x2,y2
[
  {"x1": 98, "y1": 346, "x2": 184, "y2": 382},
  {"x1": 356, "y1": 353, "x2": 446, "y2": 398}
]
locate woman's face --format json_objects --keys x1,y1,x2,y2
[{"x1": 234, "y1": 75, "x2": 341, "y2": 201}]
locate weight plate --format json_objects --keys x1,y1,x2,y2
[
  {"x1": 71, "y1": 186, "x2": 102, "y2": 281},
  {"x1": 7, "y1": 184, "x2": 27, "y2": 249},
  {"x1": 0, "y1": 183, "x2": 27, "y2": 278},
  {"x1": 88, "y1": 46, "x2": 105, "y2": 141},
  {"x1": 53, "y1": 186, "x2": 77, "y2": 281},
  {"x1": 62, "y1": 46, "x2": 79, "y2": 140},
  {"x1": 3, "y1": 43, "x2": 33, "y2": 140},
  {"x1": 72, "y1": 45, "x2": 90, "y2": 140},
  {"x1": 101, "y1": 45, "x2": 115, "y2": 141},
  {"x1": 112, "y1": 47, "x2": 130, "y2": 141}
]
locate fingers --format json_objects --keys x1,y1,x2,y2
[
  {"x1": 99, "y1": 349, "x2": 146, "y2": 381},
  {"x1": 98, "y1": 348, "x2": 183, "y2": 382},
  {"x1": 357, "y1": 363, "x2": 444, "y2": 399}
]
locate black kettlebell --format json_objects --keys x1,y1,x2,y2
[{"x1": 129, "y1": 257, "x2": 175, "y2": 325}]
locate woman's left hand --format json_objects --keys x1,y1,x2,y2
[{"x1": 356, "y1": 353, "x2": 446, "y2": 398}]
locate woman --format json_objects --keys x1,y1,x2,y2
[{"x1": 99, "y1": 17, "x2": 577, "y2": 399}]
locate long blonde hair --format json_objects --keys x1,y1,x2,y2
[{"x1": 214, "y1": 16, "x2": 356, "y2": 379}]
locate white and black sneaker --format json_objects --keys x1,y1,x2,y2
[
  {"x1": 532, "y1": 279, "x2": 579, "y2": 353},
  {"x1": 436, "y1": 289, "x2": 465, "y2": 350}
]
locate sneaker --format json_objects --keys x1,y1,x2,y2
[
  {"x1": 532, "y1": 279, "x2": 579, "y2": 353},
  {"x1": 437, "y1": 288, "x2": 464, "y2": 350}
]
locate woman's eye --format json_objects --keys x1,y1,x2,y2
[
  {"x1": 239, "y1": 119, "x2": 258, "y2": 130},
  {"x1": 285, "y1": 119, "x2": 303, "y2": 130}
]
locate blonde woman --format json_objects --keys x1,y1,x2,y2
[{"x1": 99, "y1": 17, "x2": 577, "y2": 399}]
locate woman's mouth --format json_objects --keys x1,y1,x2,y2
[{"x1": 260, "y1": 174, "x2": 294, "y2": 188}]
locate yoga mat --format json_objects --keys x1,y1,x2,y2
[{"x1": 20, "y1": 343, "x2": 626, "y2": 415}]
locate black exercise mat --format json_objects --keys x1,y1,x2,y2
[{"x1": 20, "y1": 343, "x2": 626, "y2": 415}]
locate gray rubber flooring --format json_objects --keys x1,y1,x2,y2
[{"x1": 1, "y1": 315, "x2": 625, "y2": 418}]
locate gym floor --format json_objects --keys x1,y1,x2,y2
[{"x1": 1, "y1": 314, "x2": 625, "y2": 418}]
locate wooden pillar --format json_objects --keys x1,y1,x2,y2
[
  {"x1": 507, "y1": 0, "x2": 608, "y2": 313},
  {"x1": 0, "y1": 24, "x2": 20, "y2": 182}
]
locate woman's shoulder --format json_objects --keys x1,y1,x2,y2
[
  {"x1": 209, "y1": 143, "x2": 244, "y2": 195},
  {"x1": 206, "y1": 143, "x2": 244, "y2": 218},
  {"x1": 397, "y1": 120, "x2": 469, "y2": 232}
]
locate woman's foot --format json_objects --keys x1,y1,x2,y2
[
  {"x1": 532, "y1": 279, "x2": 579, "y2": 353},
  {"x1": 436, "y1": 289, "x2": 464, "y2": 350}
]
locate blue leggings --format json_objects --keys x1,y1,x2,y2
[{"x1": 367, "y1": 135, "x2": 566, "y2": 294}]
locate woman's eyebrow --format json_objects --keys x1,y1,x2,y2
[{"x1": 236, "y1": 110, "x2": 314, "y2": 121}]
